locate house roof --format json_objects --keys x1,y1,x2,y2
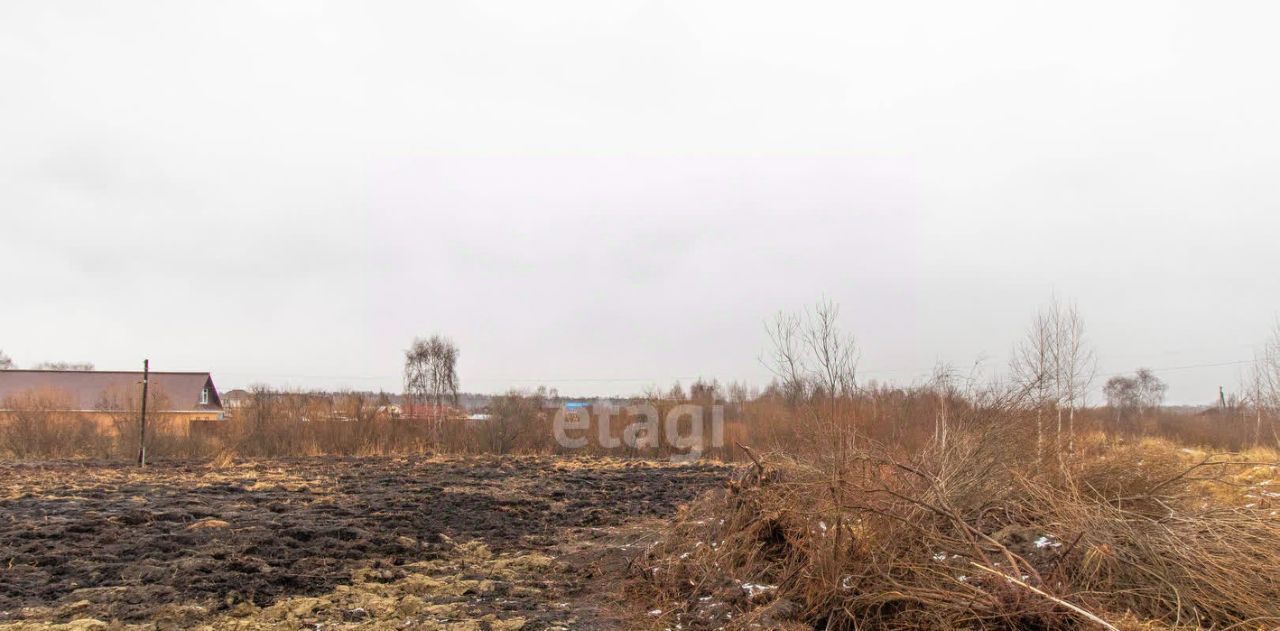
[{"x1": 0, "y1": 370, "x2": 222, "y2": 413}]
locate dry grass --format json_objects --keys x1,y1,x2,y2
[
  {"x1": 2, "y1": 382, "x2": 1276, "y2": 464},
  {"x1": 633, "y1": 418, "x2": 1280, "y2": 630},
  {"x1": 5, "y1": 379, "x2": 1279, "y2": 629},
  {"x1": 0, "y1": 537, "x2": 551, "y2": 631}
]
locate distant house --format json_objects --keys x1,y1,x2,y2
[
  {"x1": 399, "y1": 401, "x2": 466, "y2": 422},
  {"x1": 0, "y1": 370, "x2": 225, "y2": 430},
  {"x1": 221, "y1": 389, "x2": 251, "y2": 409}
]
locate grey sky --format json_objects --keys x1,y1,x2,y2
[{"x1": 2, "y1": 1, "x2": 1277, "y2": 404}]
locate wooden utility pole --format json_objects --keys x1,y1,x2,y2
[{"x1": 138, "y1": 359, "x2": 149, "y2": 467}]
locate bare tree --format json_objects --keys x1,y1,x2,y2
[
  {"x1": 931, "y1": 363, "x2": 958, "y2": 448},
  {"x1": 689, "y1": 378, "x2": 722, "y2": 408},
  {"x1": 1103, "y1": 368, "x2": 1165, "y2": 433},
  {"x1": 1011, "y1": 297, "x2": 1095, "y2": 460},
  {"x1": 762, "y1": 298, "x2": 859, "y2": 457},
  {"x1": 763, "y1": 298, "x2": 858, "y2": 406},
  {"x1": 765, "y1": 310, "x2": 808, "y2": 405},
  {"x1": 1248, "y1": 320, "x2": 1280, "y2": 444},
  {"x1": 802, "y1": 299, "x2": 859, "y2": 403},
  {"x1": 1103, "y1": 375, "x2": 1140, "y2": 429},
  {"x1": 32, "y1": 361, "x2": 94, "y2": 371},
  {"x1": 404, "y1": 335, "x2": 460, "y2": 438},
  {"x1": 1134, "y1": 368, "x2": 1167, "y2": 413},
  {"x1": 0, "y1": 350, "x2": 13, "y2": 370},
  {"x1": 1011, "y1": 310, "x2": 1054, "y2": 459},
  {"x1": 1050, "y1": 297, "x2": 1095, "y2": 458},
  {"x1": 667, "y1": 381, "x2": 687, "y2": 401}
]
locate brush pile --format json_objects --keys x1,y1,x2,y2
[{"x1": 635, "y1": 432, "x2": 1280, "y2": 630}]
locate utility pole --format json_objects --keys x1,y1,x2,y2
[{"x1": 138, "y1": 359, "x2": 149, "y2": 467}]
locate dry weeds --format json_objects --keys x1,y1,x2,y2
[{"x1": 634, "y1": 431, "x2": 1280, "y2": 630}]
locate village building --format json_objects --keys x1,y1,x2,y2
[{"x1": 0, "y1": 370, "x2": 225, "y2": 433}]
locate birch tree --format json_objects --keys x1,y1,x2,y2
[
  {"x1": 1248, "y1": 320, "x2": 1280, "y2": 444},
  {"x1": 404, "y1": 335, "x2": 460, "y2": 438},
  {"x1": 1011, "y1": 309, "x2": 1054, "y2": 460},
  {"x1": 1012, "y1": 297, "x2": 1095, "y2": 460},
  {"x1": 1052, "y1": 299, "x2": 1095, "y2": 457}
]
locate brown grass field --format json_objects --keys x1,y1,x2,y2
[
  {"x1": 634, "y1": 431, "x2": 1280, "y2": 631},
  {"x1": 2, "y1": 413, "x2": 1280, "y2": 630},
  {"x1": 4, "y1": 363, "x2": 1280, "y2": 629}
]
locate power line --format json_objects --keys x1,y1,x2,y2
[{"x1": 1093, "y1": 358, "x2": 1257, "y2": 379}]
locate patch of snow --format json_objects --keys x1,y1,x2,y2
[
  {"x1": 741, "y1": 583, "x2": 777, "y2": 598},
  {"x1": 1033, "y1": 535, "x2": 1062, "y2": 549}
]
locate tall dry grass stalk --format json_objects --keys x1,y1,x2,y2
[{"x1": 633, "y1": 395, "x2": 1280, "y2": 630}]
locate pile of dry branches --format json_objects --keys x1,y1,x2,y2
[{"x1": 634, "y1": 430, "x2": 1280, "y2": 630}]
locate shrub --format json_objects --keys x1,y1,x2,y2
[{"x1": 634, "y1": 411, "x2": 1280, "y2": 630}]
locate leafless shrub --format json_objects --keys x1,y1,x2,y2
[
  {"x1": 477, "y1": 390, "x2": 545, "y2": 454},
  {"x1": 635, "y1": 405, "x2": 1280, "y2": 630},
  {"x1": 0, "y1": 390, "x2": 107, "y2": 458}
]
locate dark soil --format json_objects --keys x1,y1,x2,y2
[{"x1": 0, "y1": 456, "x2": 729, "y2": 624}]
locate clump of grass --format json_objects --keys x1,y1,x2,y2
[
  {"x1": 207, "y1": 449, "x2": 236, "y2": 469},
  {"x1": 634, "y1": 423, "x2": 1280, "y2": 630}
]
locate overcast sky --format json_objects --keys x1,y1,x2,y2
[{"x1": 2, "y1": 2, "x2": 1278, "y2": 404}]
